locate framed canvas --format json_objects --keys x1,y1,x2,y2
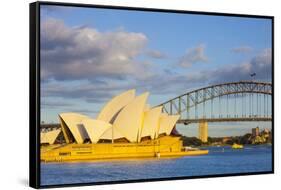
[{"x1": 29, "y1": 1, "x2": 274, "y2": 188}]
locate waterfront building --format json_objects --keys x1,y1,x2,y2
[
  {"x1": 252, "y1": 127, "x2": 260, "y2": 137},
  {"x1": 41, "y1": 89, "x2": 209, "y2": 161},
  {"x1": 261, "y1": 128, "x2": 270, "y2": 138},
  {"x1": 222, "y1": 137, "x2": 231, "y2": 144},
  {"x1": 57, "y1": 90, "x2": 179, "y2": 144}
]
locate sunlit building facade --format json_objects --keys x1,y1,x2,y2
[{"x1": 40, "y1": 89, "x2": 208, "y2": 161}]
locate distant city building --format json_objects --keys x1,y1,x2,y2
[
  {"x1": 222, "y1": 137, "x2": 231, "y2": 144},
  {"x1": 261, "y1": 128, "x2": 270, "y2": 138},
  {"x1": 252, "y1": 127, "x2": 260, "y2": 137},
  {"x1": 199, "y1": 122, "x2": 208, "y2": 143},
  {"x1": 263, "y1": 128, "x2": 270, "y2": 134}
]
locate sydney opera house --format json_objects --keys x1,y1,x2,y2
[{"x1": 41, "y1": 90, "x2": 208, "y2": 162}]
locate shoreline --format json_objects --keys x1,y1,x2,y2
[{"x1": 197, "y1": 143, "x2": 272, "y2": 148}]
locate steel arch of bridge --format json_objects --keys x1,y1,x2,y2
[{"x1": 158, "y1": 81, "x2": 272, "y2": 124}]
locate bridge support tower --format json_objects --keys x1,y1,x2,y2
[{"x1": 199, "y1": 121, "x2": 208, "y2": 143}]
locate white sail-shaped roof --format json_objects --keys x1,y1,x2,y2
[
  {"x1": 97, "y1": 89, "x2": 135, "y2": 123},
  {"x1": 144, "y1": 104, "x2": 150, "y2": 111},
  {"x1": 59, "y1": 113, "x2": 89, "y2": 144},
  {"x1": 99, "y1": 126, "x2": 125, "y2": 140},
  {"x1": 140, "y1": 106, "x2": 162, "y2": 140},
  {"x1": 81, "y1": 119, "x2": 112, "y2": 143},
  {"x1": 158, "y1": 114, "x2": 180, "y2": 137},
  {"x1": 41, "y1": 129, "x2": 61, "y2": 144},
  {"x1": 113, "y1": 92, "x2": 149, "y2": 142}
]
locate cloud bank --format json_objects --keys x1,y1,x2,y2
[
  {"x1": 178, "y1": 44, "x2": 208, "y2": 68},
  {"x1": 41, "y1": 18, "x2": 151, "y2": 82},
  {"x1": 211, "y1": 48, "x2": 272, "y2": 83},
  {"x1": 41, "y1": 18, "x2": 272, "y2": 107}
]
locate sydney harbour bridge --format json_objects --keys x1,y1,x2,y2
[
  {"x1": 41, "y1": 81, "x2": 272, "y2": 142},
  {"x1": 158, "y1": 81, "x2": 272, "y2": 142}
]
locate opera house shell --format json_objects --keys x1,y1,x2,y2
[{"x1": 41, "y1": 89, "x2": 208, "y2": 162}]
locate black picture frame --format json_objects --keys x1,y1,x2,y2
[{"x1": 29, "y1": 1, "x2": 274, "y2": 188}]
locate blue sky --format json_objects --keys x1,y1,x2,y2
[{"x1": 40, "y1": 5, "x2": 272, "y2": 137}]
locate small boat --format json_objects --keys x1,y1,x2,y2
[
  {"x1": 183, "y1": 146, "x2": 199, "y2": 151},
  {"x1": 232, "y1": 143, "x2": 244, "y2": 149}
]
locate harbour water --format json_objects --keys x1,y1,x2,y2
[{"x1": 41, "y1": 145, "x2": 272, "y2": 186}]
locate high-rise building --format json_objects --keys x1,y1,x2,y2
[{"x1": 252, "y1": 127, "x2": 260, "y2": 137}]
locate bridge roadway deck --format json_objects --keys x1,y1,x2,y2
[{"x1": 178, "y1": 117, "x2": 272, "y2": 125}]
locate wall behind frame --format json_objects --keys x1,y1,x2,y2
[{"x1": 0, "y1": 0, "x2": 280, "y2": 190}]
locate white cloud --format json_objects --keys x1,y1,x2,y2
[
  {"x1": 211, "y1": 48, "x2": 272, "y2": 83},
  {"x1": 178, "y1": 44, "x2": 208, "y2": 67},
  {"x1": 231, "y1": 46, "x2": 253, "y2": 53},
  {"x1": 41, "y1": 18, "x2": 150, "y2": 82},
  {"x1": 146, "y1": 50, "x2": 167, "y2": 59},
  {"x1": 42, "y1": 45, "x2": 272, "y2": 104}
]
